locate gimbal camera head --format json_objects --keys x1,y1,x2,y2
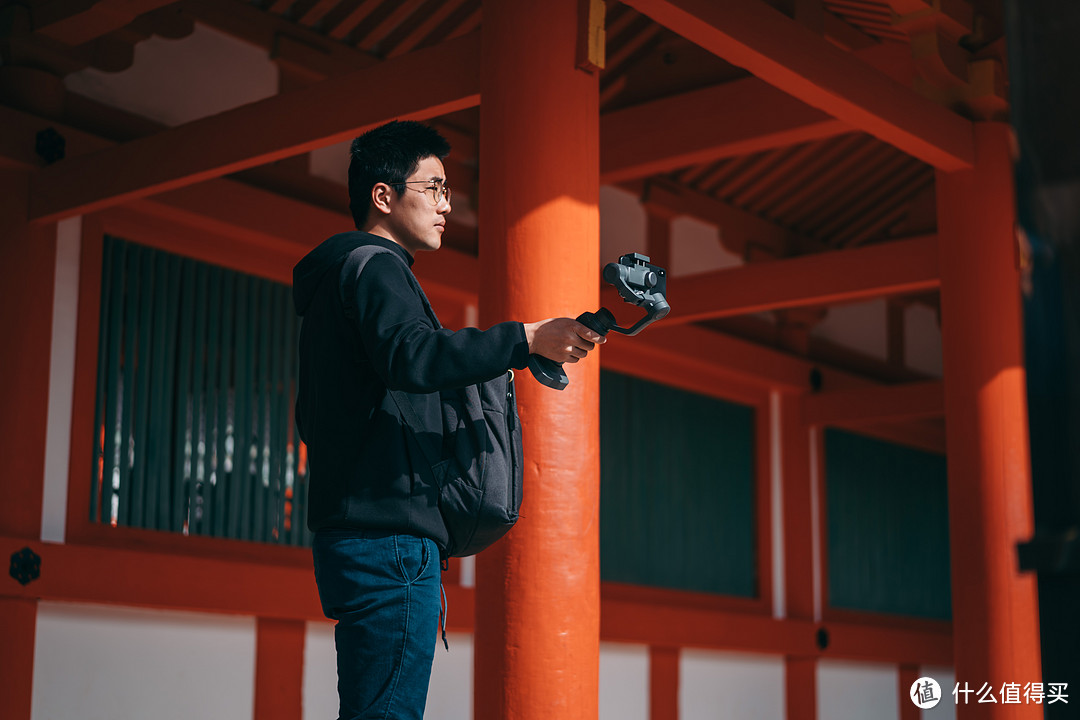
[{"x1": 528, "y1": 252, "x2": 671, "y2": 390}]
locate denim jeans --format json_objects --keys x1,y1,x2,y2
[{"x1": 312, "y1": 529, "x2": 441, "y2": 720}]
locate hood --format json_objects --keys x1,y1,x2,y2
[{"x1": 294, "y1": 231, "x2": 418, "y2": 316}]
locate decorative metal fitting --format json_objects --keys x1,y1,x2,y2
[
  {"x1": 9, "y1": 547, "x2": 41, "y2": 586},
  {"x1": 36, "y1": 127, "x2": 66, "y2": 165}
]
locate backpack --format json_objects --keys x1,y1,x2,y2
[{"x1": 339, "y1": 245, "x2": 523, "y2": 558}]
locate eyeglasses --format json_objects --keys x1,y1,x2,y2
[{"x1": 396, "y1": 179, "x2": 451, "y2": 206}]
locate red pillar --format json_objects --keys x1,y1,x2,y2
[
  {"x1": 475, "y1": 0, "x2": 601, "y2": 717},
  {"x1": 0, "y1": 171, "x2": 54, "y2": 720},
  {"x1": 649, "y1": 646, "x2": 679, "y2": 720},
  {"x1": 253, "y1": 618, "x2": 305, "y2": 720},
  {"x1": 936, "y1": 122, "x2": 1042, "y2": 718}
]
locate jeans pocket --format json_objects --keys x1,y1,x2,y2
[{"x1": 395, "y1": 534, "x2": 431, "y2": 584}]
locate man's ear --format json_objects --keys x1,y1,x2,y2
[{"x1": 370, "y1": 183, "x2": 394, "y2": 216}]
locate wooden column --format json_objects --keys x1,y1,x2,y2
[
  {"x1": 936, "y1": 122, "x2": 1042, "y2": 718},
  {"x1": 0, "y1": 170, "x2": 54, "y2": 719},
  {"x1": 253, "y1": 618, "x2": 305, "y2": 720},
  {"x1": 781, "y1": 393, "x2": 817, "y2": 720},
  {"x1": 649, "y1": 645, "x2": 679, "y2": 720},
  {"x1": 475, "y1": 0, "x2": 601, "y2": 718}
]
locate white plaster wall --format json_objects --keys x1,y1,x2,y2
[
  {"x1": 600, "y1": 185, "x2": 648, "y2": 261},
  {"x1": 304, "y1": 623, "x2": 474, "y2": 720},
  {"x1": 680, "y1": 649, "x2": 785, "y2": 720},
  {"x1": 310, "y1": 138, "x2": 353, "y2": 185},
  {"x1": 426, "y1": 633, "x2": 473, "y2": 720},
  {"x1": 905, "y1": 303, "x2": 944, "y2": 377},
  {"x1": 816, "y1": 659, "x2": 899, "y2": 720},
  {"x1": 64, "y1": 23, "x2": 278, "y2": 126},
  {"x1": 42, "y1": 217, "x2": 82, "y2": 543},
  {"x1": 812, "y1": 299, "x2": 889, "y2": 361},
  {"x1": 32, "y1": 602, "x2": 256, "y2": 720},
  {"x1": 304, "y1": 621, "x2": 338, "y2": 720},
  {"x1": 600, "y1": 642, "x2": 649, "y2": 720},
  {"x1": 919, "y1": 666, "x2": 957, "y2": 720},
  {"x1": 671, "y1": 215, "x2": 743, "y2": 277}
]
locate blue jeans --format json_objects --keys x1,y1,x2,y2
[{"x1": 312, "y1": 529, "x2": 441, "y2": 720}]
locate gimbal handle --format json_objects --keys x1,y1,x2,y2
[
  {"x1": 527, "y1": 252, "x2": 670, "y2": 390},
  {"x1": 527, "y1": 309, "x2": 617, "y2": 390}
]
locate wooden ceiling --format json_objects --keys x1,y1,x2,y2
[{"x1": 1, "y1": 0, "x2": 1007, "y2": 390}]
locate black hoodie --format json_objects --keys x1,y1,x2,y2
[{"x1": 293, "y1": 231, "x2": 529, "y2": 539}]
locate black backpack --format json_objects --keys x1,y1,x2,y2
[{"x1": 340, "y1": 246, "x2": 523, "y2": 558}]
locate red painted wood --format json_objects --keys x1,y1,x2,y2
[
  {"x1": 0, "y1": 207, "x2": 53, "y2": 539},
  {"x1": 474, "y1": 1, "x2": 601, "y2": 717},
  {"x1": 786, "y1": 656, "x2": 817, "y2": 720},
  {"x1": 899, "y1": 664, "x2": 922, "y2": 720},
  {"x1": 649, "y1": 646, "x2": 679, "y2": 720},
  {"x1": 253, "y1": 618, "x2": 306, "y2": 720},
  {"x1": 620, "y1": 0, "x2": 974, "y2": 170},
  {"x1": 936, "y1": 122, "x2": 1042, "y2": 718},
  {"x1": 0, "y1": 598, "x2": 37, "y2": 720}
]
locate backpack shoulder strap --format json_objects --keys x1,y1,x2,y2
[
  {"x1": 338, "y1": 244, "x2": 442, "y2": 329},
  {"x1": 337, "y1": 244, "x2": 444, "y2": 467}
]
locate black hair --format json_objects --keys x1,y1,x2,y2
[{"x1": 347, "y1": 120, "x2": 451, "y2": 229}]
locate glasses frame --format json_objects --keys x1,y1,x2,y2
[{"x1": 394, "y1": 179, "x2": 451, "y2": 206}]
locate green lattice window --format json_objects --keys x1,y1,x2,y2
[
  {"x1": 825, "y1": 429, "x2": 951, "y2": 619},
  {"x1": 91, "y1": 236, "x2": 309, "y2": 546},
  {"x1": 600, "y1": 371, "x2": 757, "y2": 596}
]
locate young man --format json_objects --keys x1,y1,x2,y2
[{"x1": 292, "y1": 120, "x2": 603, "y2": 720}]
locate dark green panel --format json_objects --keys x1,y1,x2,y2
[
  {"x1": 825, "y1": 429, "x2": 951, "y2": 619},
  {"x1": 600, "y1": 371, "x2": 757, "y2": 597},
  {"x1": 91, "y1": 237, "x2": 308, "y2": 547}
]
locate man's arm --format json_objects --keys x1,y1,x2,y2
[{"x1": 352, "y1": 255, "x2": 602, "y2": 392}]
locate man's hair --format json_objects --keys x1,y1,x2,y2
[{"x1": 347, "y1": 120, "x2": 451, "y2": 229}]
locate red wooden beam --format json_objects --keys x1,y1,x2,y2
[
  {"x1": 649, "y1": 234, "x2": 939, "y2": 325},
  {"x1": 620, "y1": 0, "x2": 974, "y2": 170},
  {"x1": 601, "y1": 77, "x2": 850, "y2": 183},
  {"x1": 801, "y1": 380, "x2": 945, "y2": 426},
  {"x1": 33, "y1": 0, "x2": 178, "y2": 46},
  {"x1": 29, "y1": 32, "x2": 481, "y2": 222}
]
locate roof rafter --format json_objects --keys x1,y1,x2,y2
[
  {"x1": 620, "y1": 0, "x2": 974, "y2": 170},
  {"x1": 32, "y1": 0, "x2": 178, "y2": 45},
  {"x1": 29, "y1": 31, "x2": 481, "y2": 222},
  {"x1": 601, "y1": 77, "x2": 851, "y2": 183}
]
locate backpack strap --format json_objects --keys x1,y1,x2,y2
[
  {"x1": 337, "y1": 244, "x2": 444, "y2": 468},
  {"x1": 339, "y1": 244, "x2": 442, "y2": 329}
]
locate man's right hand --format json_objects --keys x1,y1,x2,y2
[{"x1": 523, "y1": 318, "x2": 606, "y2": 364}]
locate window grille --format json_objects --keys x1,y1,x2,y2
[
  {"x1": 91, "y1": 236, "x2": 310, "y2": 546},
  {"x1": 600, "y1": 371, "x2": 757, "y2": 596},
  {"x1": 825, "y1": 429, "x2": 951, "y2": 619}
]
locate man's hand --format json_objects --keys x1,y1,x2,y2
[{"x1": 523, "y1": 318, "x2": 606, "y2": 364}]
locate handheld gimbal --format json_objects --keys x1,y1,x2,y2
[{"x1": 528, "y1": 253, "x2": 671, "y2": 390}]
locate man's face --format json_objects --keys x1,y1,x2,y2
[{"x1": 384, "y1": 155, "x2": 451, "y2": 256}]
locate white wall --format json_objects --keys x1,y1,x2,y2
[
  {"x1": 670, "y1": 215, "x2": 743, "y2": 276},
  {"x1": 905, "y1": 303, "x2": 944, "y2": 377},
  {"x1": 680, "y1": 649, "x2": 786, "y2": 720},
  {"x1": 32, "y1": 602, "x2": 256, "y2": 720},
  {"x1": 812, "y1": 300, "x2": 888, "y2": 362},
  {"x1": 919, "y1": 666, "x2": 957, "y2": 720},
  {"x1": 600, "y1": 642, "x2": 649, "y2": 720},
  {"x1": 817, "y1": 659, "x2": 899, "y2": 720},
  {"x1": 600, "y1": 185, "x2": 648, "y2": 261},
  {"x1": 64, "y1": 23, "x2": 278, "y2": 126},
  {"x1": 304, "y1": 624, "x2": 475, "y2": 720}
]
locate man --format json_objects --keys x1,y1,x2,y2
[{"x1": 292, "y1": 120, "x2": 603, "y2": 720}]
